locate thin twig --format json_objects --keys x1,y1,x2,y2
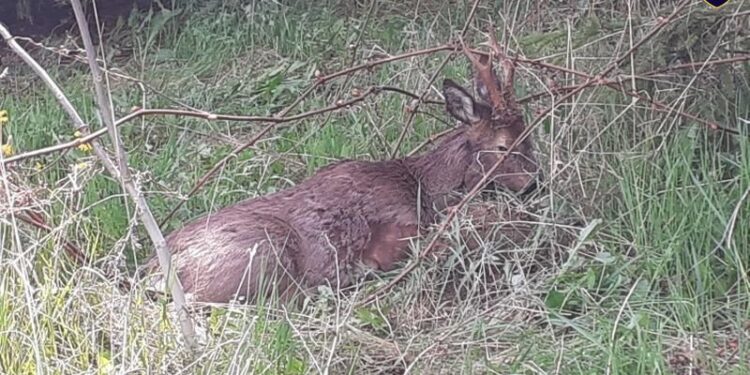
[
  {"x1": 388, "y1": 56, "x2": 455, "y2": 158},
  {"x1": 516, "y1": 60, "x2": 740, "y2": 134},
  {"x1": 379, "y1": 86, "x2": 444, "y2": 105},
  {"x1": 18, "y1": 211, "x2": 88, "y2": 264},
  {"x1": 316, "y1": 44, "x2": 456, "y2": 84},
  {"x1": 406, "y1": 128, "x2": 454, "y2": 157},
  {"x1": 0, "y1": 23, "x2": 117, "y2": 176},
  {"x1": 472, "y1": 44, "x2": 743, "y2": 134},
  {"x1": 640, "y1": 54, "x2": 750, "y2": 76}
]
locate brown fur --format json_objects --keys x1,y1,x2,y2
[{"x1": 141, "y1": 52, "x2": 540, "y2": 304}]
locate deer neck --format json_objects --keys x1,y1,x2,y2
[{"x1": 403, "y1": 127, "x2": 475, "y2": 211}]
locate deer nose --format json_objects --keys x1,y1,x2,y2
[
  {"x1": 519, "y1": 171, "x2": 543, "y2": 197},
  {"x1": 520, "y1": 180, "x2": 537, "y2": 196}
]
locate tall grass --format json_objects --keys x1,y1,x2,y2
[{"x1": 1, "y1": 0, "x2": 748, "y2": 373}]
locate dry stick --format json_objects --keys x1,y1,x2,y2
[
  {"x1": 388, "y1": 0, "x2": 482, "y2": 158},
  {"x1": 69, "y1": 0, "x2": 198, "y2": 348},
  {"x1": 360, "y1": 0, "x2": 692, "y2": 306}
]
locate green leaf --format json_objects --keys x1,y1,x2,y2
[{"x1": 545, "y1": 289, "x2": 566, "y2": 311}]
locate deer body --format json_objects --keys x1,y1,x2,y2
[{"x1": 143, "y1": 47, "x2": 539, "y2": 304}]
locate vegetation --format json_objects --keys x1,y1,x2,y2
[{"x1": 0, "y1": 0, "x2": 748, "y2": 373}]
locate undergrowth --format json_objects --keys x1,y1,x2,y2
[{"x1": 1, "y1": 0, "x2": 749, "y2": 373}]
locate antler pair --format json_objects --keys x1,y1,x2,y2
[{"x1": 459, "y1": 26, "x2": 518, "y2": 112}]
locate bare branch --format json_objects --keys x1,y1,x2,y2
[
  {"x1": 316, "y1": 44, "x2": 456, "y2": 84},
  {"x1": 2, "y1": 86, "x2": 426, "y2": 166}
]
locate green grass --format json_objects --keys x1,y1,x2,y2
[{"x1": 1, "y1": 0, "x2": 749, "y2": 373}]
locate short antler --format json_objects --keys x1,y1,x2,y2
[
  {"x1": 486, "y1": 24, "x2": 515, "y2": 93},
  {"x1": 460, "y1": 25, "x2": 518, "y2": 112}
]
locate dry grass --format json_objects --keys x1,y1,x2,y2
[{"x1": 1, "y1": 0, "x2": 749, "y2": 373}]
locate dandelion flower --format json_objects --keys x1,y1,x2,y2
[
  {"x1": 77, "y1": 143, "x2": 93, "y2": 153},
  {"x1": 0, "y1": 110, "x2": 8, "y2": 125},
  {"x1": 1, "y1": 143, "x2": 12, "y2": 157}
]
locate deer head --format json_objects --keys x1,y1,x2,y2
[{"x1": 442, "y1": 37, "x2": 539, "y2": 194}]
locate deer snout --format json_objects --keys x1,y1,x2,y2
[{"x1": 518, "y1": 169, "x2": 543, "y2": 198}]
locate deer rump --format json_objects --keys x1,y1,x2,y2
[{"x1": 140, "y1": 43, "x2": 540, "y2": 304}]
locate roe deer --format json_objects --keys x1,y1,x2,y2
[{"x1": 141, "y1": 43, "x2": 540, "y2": 304}]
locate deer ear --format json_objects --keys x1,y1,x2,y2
[{"x1": 443, "y1": 79, "x2": 488, "y2": 125}]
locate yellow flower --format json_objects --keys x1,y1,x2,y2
[
  {"x1": 77, "y1": 143, "x2": 93, "y2": 153},
  {"x1": 1, "y1": 143, "x2": 12, "y2": 157},
  {"x1": 0, "y1": 110, "x2": 8, "y2": 125},
  {"x1": 74, "y1": 130, "x2": 82, "y2": 138},
  {"x1": 35, "y1": 162, "x2": 44, "y2": 171}
]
